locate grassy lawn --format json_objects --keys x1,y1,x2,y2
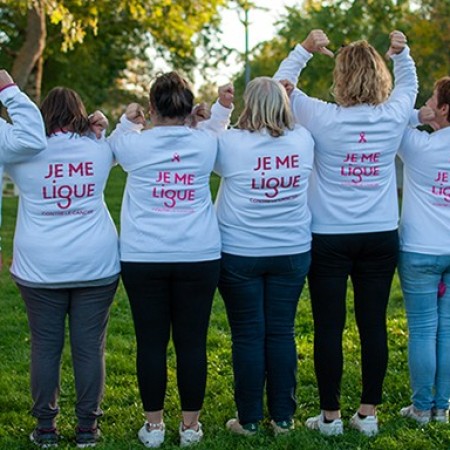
[{"x1": 0, "y1": 166, "x2": 448, "y2": 449}]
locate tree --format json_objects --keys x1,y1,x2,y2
[
  {"x1": 0, "y1": 0, "x2": 229, "y2": 103},
  {"x1": 231, "y1": 0, "x2": 449, "y2": 109}
]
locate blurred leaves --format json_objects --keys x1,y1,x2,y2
[{"x1": 231, "y1": 0, "x2": 450, "y2": 110}]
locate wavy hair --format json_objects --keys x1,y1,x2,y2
[
  {"x1": 435, "y1": 76, "x2": 450, "y2": 122},
  {"x1": 40, "y1": 87, "x2": 89, "y2": 137},
  {"x1": 332, "y1": 41, "x2": 392, "y2": 107},
  {"x1": 237, "y1": 77, "x2": 294, "y2": 137},
  {"x1": 149, "y1": 71, "x2": 194, "y2": 119}
]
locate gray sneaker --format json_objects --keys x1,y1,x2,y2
[
  {"x1": 270, "y1": 419, "x2": 295, "y2": 435},
  {"x1": 400, "y1": 405, "x2": 431, "y2": 424},
  {"x1": 432, "y1": 408, "x2": 449, "y2": 423},
  {"x1": 226, "y1": 418, "x2": 259, "y2": 436}
]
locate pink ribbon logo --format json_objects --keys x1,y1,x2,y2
[
  {"x1": 359, "y1": 132, "x2": 367, "y2": 143},
  {"x1": 172, "y1": 153, "x2": 181, "y2": 162}
]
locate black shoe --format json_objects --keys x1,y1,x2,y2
[
  {"x1": 30, "y1": 427, "x2": 59, "y2": 448},
  {"x1": 75, "y1": 426, "x2": 101, "y2": 448}
]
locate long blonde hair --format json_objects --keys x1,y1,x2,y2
[
  {"x1": 333, "y1": 40, "x2": 392, "y2": 107},
  {"x1": 237, "y1": 77, "x2": 294, "y2": 137}
]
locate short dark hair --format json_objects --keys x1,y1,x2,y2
[
  {"x1": 149, "y1": 72, "x2": 194, "y2": 119},
  {"x1": 435, "y1": 76, "x2": 450, "y2": 122},
  {"x1": 40, "y1": 87, "x2": 89, "y2": 137}
]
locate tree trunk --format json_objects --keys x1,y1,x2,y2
[
  {"x1": 34, "y1": 55, "x2": 44, "y2": 104},
  {"x1": 11, "y1": 0, "x2": 46, "y2": 95}
]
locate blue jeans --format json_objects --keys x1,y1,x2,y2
[
  {"x1": 398, "y1": 251, "x2": 450, "y2": 411},
  {"x1": 218, "y1": 252, "x2": 311, "y2": 424}
]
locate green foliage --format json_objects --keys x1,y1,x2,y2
[
  {"x1": 0, "y1": 169, "x2": 449, "y2": 449},
  {"x1": 0, "y1": 0, "x2": 229, "y2": 111},
  {"x1": 233, "y1": 0, "x2": 449, "y2": 111}
]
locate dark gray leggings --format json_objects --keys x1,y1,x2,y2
[{"x1": 18, "y1": 281, "x2": 118, "y2": 429}]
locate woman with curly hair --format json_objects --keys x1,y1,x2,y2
[{"x1": 275, "y1": 29, "x2": 417, "y2": 436}]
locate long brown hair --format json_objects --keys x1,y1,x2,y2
[
  {"x1": 40, "y1": 87, "x2": 90, "y2": 136},
  {"x1": 332, "y1": 41, "x2": 392, "y2": 107}
]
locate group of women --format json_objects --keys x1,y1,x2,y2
[{"x1": 0, "y1": 26, "x2": 449, "y2": 448}]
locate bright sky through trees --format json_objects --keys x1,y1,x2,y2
[{"x1": 192, "y1": 0, "x2": 299, "y2": 86}]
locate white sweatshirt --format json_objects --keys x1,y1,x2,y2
[
  {"x1": 274, "y1": 45, "x2": 418, "y2": 234},
  {"x1": 215, "y1": 126, "x2": 314, "y2": 256},
  {"x1": 398, "y1": 125, "x2": 450, "y2": 254},
  {"x1": 109, "y1": 102, "x2": 232, "y2": 262},
  {"x1": 0, "y1": 84, "x2": 46, "y2": 163},
  {"x1": 6, "y1": 133, "x2": 120, "y2": 283}
]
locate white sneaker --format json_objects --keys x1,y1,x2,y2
[
  {"x1": 305, "y1": 412, "x2": 343, "y2": 436},
  {"x1": 349, "y1": 413, "x2": 378, "y2": 436},
  {"x1": 179, "y1": 422, "x2": 203, "y2": 447},
  {"x1": 432, "y1": 408, "x2": 449, "y2": 423},
  {"x1": 138, "y1": 422, "x2": 165, "y2": 448},
  {"x1": 400, "y1": 405, "x2": 431, "y2": 424}
]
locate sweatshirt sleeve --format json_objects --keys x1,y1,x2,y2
[
  {"x1": 0, "y1": 85, "x2": 46, "y2": 163},
  {"x1": 398, "y1": 127, "x2": 430, "y2": 162},
  {"x1": 388, "y1": 47, "x2": 418, "y2": 114},
  {"x1": 197, "y1": 101, "x2": 233, "y2": 134},
  {"x1": 273, "y1": 44, "x2": 313, "y2": 85},
  {"x1": 107, "y1": 114, "x2": 143, "y2": 163},
  {"x1": 274, "y1": 44, "x2": 333, "y2": 129},
  {"x1": 409, "y1": 109, "x2": 421, "y2": 128}
]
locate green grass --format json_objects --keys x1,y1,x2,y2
[{"x1": 0, "y1": 167, "x2": 449, "y2": 449}]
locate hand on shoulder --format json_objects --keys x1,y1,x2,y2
[
  {"x1": 89, "y1": 110, "x2": 109, "y2": 139},
  {"x1": 0, "y1": 70, "x2": 15, "y2": 90},
  {"x1": 125, "y1": 103, "x2": 146, "y2": 125}
]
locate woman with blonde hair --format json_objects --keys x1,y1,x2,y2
[
  {"x1": 274, "y1": 30, "x2": 417, "y2": 436},
  {"x1": 215, "y1": 76, "x2": 314, "y2": 435}
]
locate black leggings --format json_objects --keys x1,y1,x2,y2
[
  {"x1": 121, "y1": 260, "x2": 220, "y2": 412},
  {"x1": 308, "y1": 231, "x2": 398, "y2": 411}
]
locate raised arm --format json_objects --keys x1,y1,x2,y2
[
  {"x1": 387, "y1": 31, "x2": 418, "y2": 109},
  {"x1": 274, "y1": 30, "x2": 334, "y2": 129},
  {"x1": 196, "y1": 83, "x2": 234, "y2": 133},
  {"x1": 0, "y1": 70, "x2": 46, "y2": 163},
  {"x1": 274, "y1": 29, "x2": 332, "y2": 85},
  {"x1": 107, "y1": 103, "x2": 145, "y2": 163}
]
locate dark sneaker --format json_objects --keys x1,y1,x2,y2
[
  {"x1": 30, "y1": 427, "x2": 59, "y2": 448},
  {"x1": 75, "y1": 427, "x2": 101, "y2": 448}
]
